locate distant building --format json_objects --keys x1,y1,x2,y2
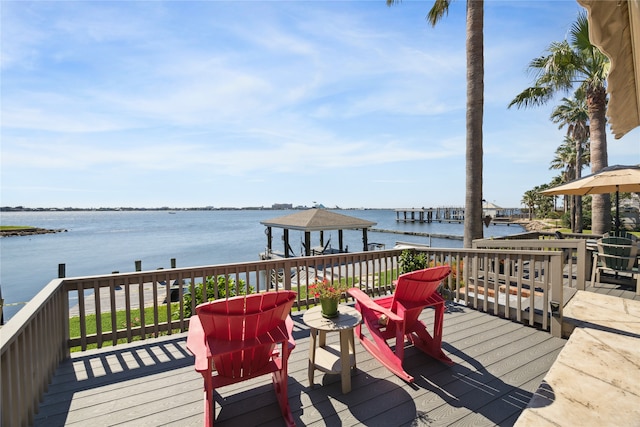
[
  {"x1": 272, "y1": 203, "x2": 293, "y2": 210},
  {"x1": 482, "y1": 202, "x2": 501, "y2": 218}
]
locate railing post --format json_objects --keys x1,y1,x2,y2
[
  {"x1": 61, "y1": 279, "x2": 71, "y2": 358},
  {"x1": 283, "y1": 259, "x2": 292, "y2": 291},
  {"x1": 576, "y1": 239, "x2": 587, "y2": 290},
  {"x1": 550, "y1": 253, "x2": 564, "y2": 338}
]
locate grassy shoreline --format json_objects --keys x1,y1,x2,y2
[{"x1": 0, "y1": 225, "x2": 66, "y2": 236}]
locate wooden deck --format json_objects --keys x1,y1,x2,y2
[
  {"x1": 31, "y1": 264, "x2": 639, "y2": 427},
  {"x1": 34, "y1": 302, "x2": 567, "y2": 427},
  {"x1": 584, "y1": 276, "x2": 640, "y2": 301}
]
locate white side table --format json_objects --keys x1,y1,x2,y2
[{"x1": 303, "y1": 304, "x2": 362, "y2": 394}]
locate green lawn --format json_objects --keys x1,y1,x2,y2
[
  {"x1": 0, "y1": 225, "x2": 35, "y2": 230},
  {"x1": 69, "y1": 304, "x2": 179, "y2": 352},
  {"x1": 555, "y1": 227, "x2": 639, "y2": 237}
]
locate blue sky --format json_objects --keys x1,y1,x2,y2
[{"x1": 1, "y1": 1, "x2": 638, "y2": 210}]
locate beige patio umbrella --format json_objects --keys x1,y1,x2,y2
[{"x1": 540, "y1": 165, "x2": 640, "y2": 230}]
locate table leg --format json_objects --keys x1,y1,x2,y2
[
  {"x1": 308, "y1": 327, "x2": 317, "y2": 387},
  {"x1": 349, "y1": 329, "x2": 356, "y2": 369},
  {"x1": 339, "y1": 329, "x2": 351, "y2": 394}
]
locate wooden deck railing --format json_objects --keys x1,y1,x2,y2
[
  {"x1": 1, "y1": 247, "x2": 564, "y2": 427},
  {"x1": 473, "y1": 238, "x2": 588, "y2": 290},
  {"x1": 0, "y1": 278, "x2": 69, "y2": 427}
]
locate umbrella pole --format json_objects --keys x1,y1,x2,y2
[{"x1": 615, "y1": 187, "x2": 620, "y2": 232}]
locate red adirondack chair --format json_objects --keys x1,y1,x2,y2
[
  {"x1": 186, "y1": 291, "x2": 297, "y2": 426},
  {"x1": 347, "y1": 265, "x2": 453, "y2": 383}
]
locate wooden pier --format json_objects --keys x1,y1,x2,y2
[
  {"x1": 395, "y1": 207, "x2": 465, "y2": 224},
  {"x1": 370, "y1": 228, "x2": 463, "y2": 240},
  {"x1": 395, "y1": 207, "x2": 522, "y2": 225}
]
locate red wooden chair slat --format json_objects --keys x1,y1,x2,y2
[
  {"x1": 186, "y1": 291, "x2": 297, "y2": 426},
  {"x1": 348, "y1": 266, "x2": 453, "y2": 383}
]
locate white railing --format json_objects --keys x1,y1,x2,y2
[{"x1": 0, "y1": 247, "x2": 564, "y2": 427}]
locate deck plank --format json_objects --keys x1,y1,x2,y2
[{"x1": 35, "y1": 303, "x2": 566, "y2": 427}]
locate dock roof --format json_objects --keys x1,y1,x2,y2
[{"x1": 260, "y1": 208, "x2": 376, "y2": 232}]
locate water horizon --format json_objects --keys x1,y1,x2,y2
[{"x1": 0, "y1": 209, "x2": 525, "y2": 321}]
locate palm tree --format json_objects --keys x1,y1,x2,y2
[
  {"x1": 388, "y1": 0, "x2": 484, "y2": 248},
  {"x1": 521, "y1": 189, "x2": 537, "y2": 221},
  {"x1": 509, "y1": 12, "x2": 611, "y2": 234},
  {"x1": 549, "y1": 136, "x2": 577, "y2": 181},
  {"x1": 549, "y1": 136, "x2": 578, "y2": 230},
  {"x1": 550, "y1": 91, "x2": 590, "y2": 232},
  {"x1": 534, "y1": 184, "x2": 554, "y2": 218},
  {"x1": 549, "y1": 136, "x2": 576, "y2": 182},
  {"x1": 548, "y1": 174, "x2": 565, "y2": 212}
]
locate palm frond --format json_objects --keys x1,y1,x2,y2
[
  {"x1": 508, "y1": 86, "x2": 554, "y2": 109},
  {"x1": 426, "y1": 0, "x2": 452, "y2": 27},
  {"x1": 570, "y1": 11, "x2": 591, "y2": 51}
]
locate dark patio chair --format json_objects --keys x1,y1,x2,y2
[{"x1": 591, "y1": 236, "x2": 639, "y2": 295}]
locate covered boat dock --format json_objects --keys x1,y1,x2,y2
[{"x1": 260, "y1": 208, "x2": 376, "y2": 258}]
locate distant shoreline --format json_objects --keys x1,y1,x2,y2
[
  {"x1": 512, "y1": 219, "x2": 560, "y2": 232},
  {"x1": 0, "y1": 227, "x2": 67, "y2": 237},
  {"x1": 1, "y1": 206, "x2": 378, "y2": 212}
]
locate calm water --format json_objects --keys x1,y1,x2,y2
[{"x1": 0, "y1": 209, "x2": 524, "y2": 320}]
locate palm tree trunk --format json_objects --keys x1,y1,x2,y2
[
  {"x1": 570, "y1": 196, "x2": 576, "y2": 231},
  {"x1": 575, "y1": 138, "x2": 583, "y2": 233},
  {"x1": 587, "y1": 86, "x2": 611, "y2": 235},
  {"x1": 463, "y1": 0, "x2": 484, "y2": 248}
]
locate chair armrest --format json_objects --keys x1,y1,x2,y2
[
  {"x1": 347, "y1": 288, "x2": 402, "y2": 322},
  {"x1": 285, "y1": 315, "x2": 296, "y2": 351},
  {"x1": 186, "y1": 315, "x2": 210, "y2": 372},
  {"x1": 597, "y1": 253, "x2": 637, "y2": 261}
]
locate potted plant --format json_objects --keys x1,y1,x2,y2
[{"x1": 308, "y1": 278, "x2": 345, "y2": 318}]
